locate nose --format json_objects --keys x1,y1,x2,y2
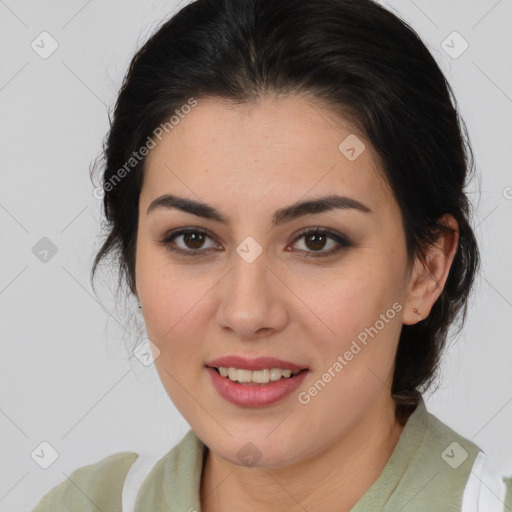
[{"x1": 215, "y1": 251, "x2": 288, "y2": 340}]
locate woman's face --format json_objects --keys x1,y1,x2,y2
[{"x1": 136, "y1": 94, "x2": 416, "y2": 468}]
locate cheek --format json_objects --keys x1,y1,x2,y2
[
  {"x1": 138, "y1": 267, "x2": 209, "y2": 408},
  {"x1": 307, "y1": 263, "x2": 400, "y2": 338},
  {"x1": 299, "y1": 271, "x2": 403, "y2": 421},
  {"x1": 136, "y1": 245, "x2": 207, "y2": 359},
  {"x1": 302, "y1": 258, "x2": 404, "y2": 396}
]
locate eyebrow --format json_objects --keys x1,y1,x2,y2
[{"x1": 146, "y1": 193, "x2": 372, "y2": 226}]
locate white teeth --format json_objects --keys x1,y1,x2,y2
[
  {"x1": 252, "y1": 369, "x2": 269, "y2": 383},
  {"x1": 237, "y1": 369, "x2": 252, "y2": 383},
  {"x1": 270, "y1": 368, "x2": 282, "y2": 381},
  {"x1": 216, "y1": 367, "x2": 301, "y2": 384}
]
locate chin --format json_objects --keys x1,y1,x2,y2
[{"x1": 205, "y1": 428, "x2": 308, "y2": 469}]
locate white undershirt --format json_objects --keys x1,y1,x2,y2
[{"x1": 461, "y1": 451, "x2": 507, "y2": 512}]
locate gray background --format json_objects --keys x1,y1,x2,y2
[{"x1": 0, "y1": 0, "x2": 511, "y2": 510}]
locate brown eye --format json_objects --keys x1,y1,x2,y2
[
  {"x1": 304, "y1": 232, "x2": 328, "y2": 251},
  {"x1": 290, "y1": 228, "x2": 351, "y2": 258},
  {"x1": 161, "y1": 228, "x2": 221, "y2": 256},
  {"x1": 181, "y1": 231, "x2": 207, "y2": 249}
]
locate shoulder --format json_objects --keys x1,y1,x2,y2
[
  {"x1": 401, "y1": 397, "x2": 512, "y2": 511},
  {"x1": 32, "y1": 451, "x2": 138, "y2": 512},
  {"x1": 32, "y1": 430, "x2": 206, "y2": 512},
  {"x1": 404, "y1": 396, "x2": 482, "y2": 471}
]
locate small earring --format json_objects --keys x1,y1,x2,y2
[
  {"x1": 138, "y1": 303, "x2": 142, "y2": 309},
  {"x1": 413, "y1": 307, "x2": 421, "y2": 321}
]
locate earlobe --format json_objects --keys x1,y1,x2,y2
[{"x1": 403, "y1": 214, "x2": 459, "y2": 325}]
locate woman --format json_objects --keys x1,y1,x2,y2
[{"x1": 33, "y1": 0, "x2": 511, "y2": 510}]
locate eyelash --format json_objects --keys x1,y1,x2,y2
[{"x1": 159, "y1": 226, "x2": 351, "y2": 258}]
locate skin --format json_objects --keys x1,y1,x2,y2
[{"x1": 135, "y1": 94, "x2": 459, "y2": 511}]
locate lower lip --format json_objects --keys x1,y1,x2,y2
[{"x1": 206, "y1": 367, "x2": 309, "y2": 407}]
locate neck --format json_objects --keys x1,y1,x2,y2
[{"x1": 200, "y1": 392, "x2": 407, "y2": 512}]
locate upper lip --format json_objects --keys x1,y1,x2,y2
[{"x1": 206, "y1": 355, "x2": 308, "y2": 372}]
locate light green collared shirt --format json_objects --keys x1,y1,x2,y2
[{"x1": 33, "y1": 396, "x2": 512, "y2": 511}]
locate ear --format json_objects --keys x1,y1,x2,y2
[{"x1": 402, "y1": 214, "x2": 459, "y2": 325}]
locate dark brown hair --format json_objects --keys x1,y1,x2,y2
[{"x1": 90, "y1": 0, "x2": 480, "y2": 425}]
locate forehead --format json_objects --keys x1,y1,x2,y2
[{"x1": 141, "y1": 95, "x2": 394, "y2": 218}]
